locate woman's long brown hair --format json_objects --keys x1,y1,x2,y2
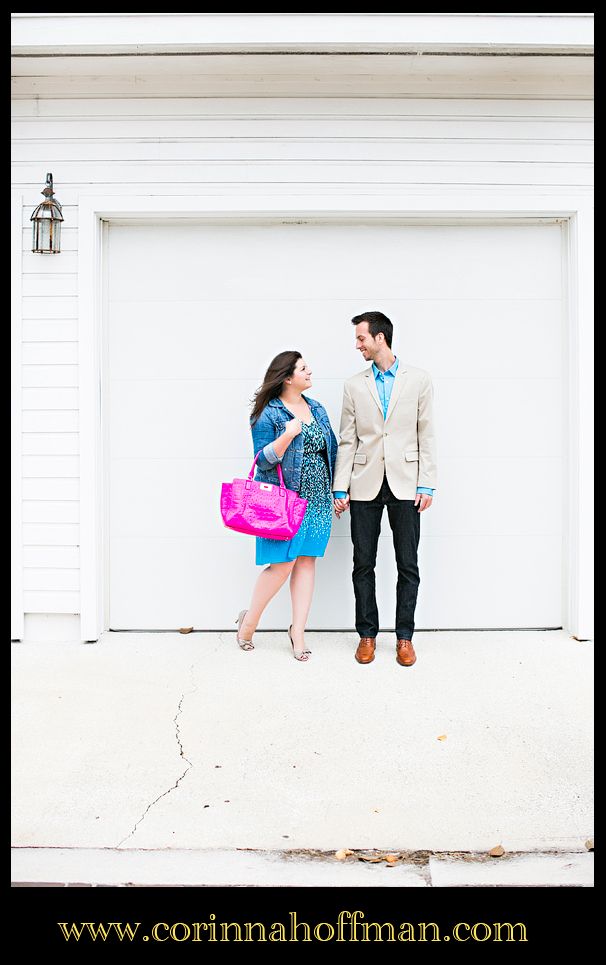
[{"x1": 250, "y1": 350, "x2": 302, "y2": 425}]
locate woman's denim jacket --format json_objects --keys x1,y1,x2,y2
[{"x1": 251, "y1": 396, "x2": 338, "y2": 493}]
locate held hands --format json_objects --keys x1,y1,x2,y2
[
  {"x1": 334, "y1": 495, "x2": 350, "y2": 518},
  {"x1": 414, "y1": 493, "x2": 433, "y2": 513}
]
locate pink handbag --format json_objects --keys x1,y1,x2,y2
[{"x1": 220, "y1": 452, "x2": 308, "y2": 540}]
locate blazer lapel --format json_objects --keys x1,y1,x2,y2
[
  {"x1": 384, "y1": 364, "x2": 407, "y2": 423},
  {"x1": 364, "y1": 369, "x2": 384, "y2": 418}
]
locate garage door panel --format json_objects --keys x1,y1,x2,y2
[
  {"x1": 110, "y1": 454, "x2": 561, "y2": 544},
  {"x1": 109, "y1": 224, "x2": 561, "y2": 302},
  {"x1": 109, "y1": 537, "x2": 356, "y2": 630},
  {"x1": 109, "y1": 533, "x2": 561, "y2": 630},
  {"x1": 108, "y1": 300, "x2": 363, "y2": 382},
  {"x1": 110, "y1": 457, "x2": 309, "y2": 540},
  {"x1": 109, "y1": 380, "x2": 256, "y2": 458},
  {"x1": 109, "y1": 374, "x2": 562, "y2": 461},
  {"x1": 418, "y1": 457, "x2": 562, "y2": 538},
  {"x1": 107, "y1": 222, "x2": 563, "y2": 629},
  {"x1": 382, "y1": 299, "x2": 563, "y2": 381},
  {"x1": 109, "y1": 297, "x2": 561, "y2": 383},
  {"x1": 435, "y1": 378, "x2": 561, "y2": 459},
  {"x1": 415, "y1": 535, "x2": 562, "y2": 629}
]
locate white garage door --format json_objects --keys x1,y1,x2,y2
[{"x1": 106, "y1": 222, "x2": 563, "y2": 630}]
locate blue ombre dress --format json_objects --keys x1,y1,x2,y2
[{"x1": 255, "y1": 415, "x2": 333, "y2": 564}]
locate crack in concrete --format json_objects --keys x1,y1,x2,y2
[{"x1": 116, "y1": 666, "x2": 197, "y2": 848}]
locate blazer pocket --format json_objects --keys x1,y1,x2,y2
[
  {"x1": 353, "y1": 453, "x2": 367, "y2": 464},
  {"x1": 404, "y1": 450, "x2": 419, "y2": 461}
]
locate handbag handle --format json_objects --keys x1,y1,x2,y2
[{"x1": 247, "y1": 451, "x2": 286, "y2": 494}]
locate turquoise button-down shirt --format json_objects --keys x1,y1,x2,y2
[{"x1": 334, "y1": 356, "x2": 435, "y2": 499}]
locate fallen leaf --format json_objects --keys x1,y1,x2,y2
[
  {"x1": 585, "y1": 839, "x2": 594, "y2": 851},
  {"x1": 437, "y1": 734, "x2": 447, "y2": 741},
  {"x1": 179, "y1": 627, "x2": 194, "y2": 634},
  {"x1": 335, "y1": 848, "x2": 354, "y2": 860},
  {"x1": 358, "y1": 855, "x2": 383, "y2": 863},
  {"x1": 385, "y1": 854, "x2": 399, "y2": 864},
  {"x1": 488, "y1": 844, "x2": 505, "y2": 857}
]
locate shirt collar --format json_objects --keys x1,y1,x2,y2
[{"x1": 372, "y1": 356, "x2": 399, "y2": 379}]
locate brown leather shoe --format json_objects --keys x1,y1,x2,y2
[
  {"x1": 396, "y1": 639, "x2": 417, "y2": 667},
  {"x1": 355, "y1": 637, "x2": 376, "y2": 664}
]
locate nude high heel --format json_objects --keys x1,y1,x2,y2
[
  {"x1": 236, "y1": 609, "x2": 254, "y2": 651},
  {"x1": 288, "y1": 625, "x2": 311, "y2": 662}
]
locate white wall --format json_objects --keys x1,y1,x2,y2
[{"x1": 11, "y1": 91, "x2": 593, "y2": 633}]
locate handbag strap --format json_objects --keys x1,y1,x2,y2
[{"x1": 248, "y1": 451, "x2": 286, "y2": 494}]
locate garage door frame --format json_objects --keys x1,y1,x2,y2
[{"x1": 74, "y1": 193, "x2": 593, "y2": 641}]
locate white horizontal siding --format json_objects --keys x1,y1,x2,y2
[
  {"x1": 10, "y1": 97, "x2": 595, "y2": 118},
  {"x1": 23, "y1": 321, "x2": 79, "y2": 343},
  {"x1": 23, "y1": 546, "x2": 79, "y2": 568},
  {"x1": 23, "y1": 365, "x2": 78, "y2": 387},
  {"x1": 22, "y1": 274, "x2": 77, "y2": 297},
  {"x1": 12, "y1": 162, "x2": 594, "y2": 188},
  {"x1": 23, "y1": 568, "x2": 79, "y2": 591},
  {"x1": 22, "y1": 501, "x2": 79, "y2": 523},
  {"x1": 22, "y1": 410, "x2": 78, "y2": 431},
  {"x1": 23, "y1": 591, "x2": 80, "y2": 613},
  {"x1": 23, "y1": 479, "x2": 79, "y2": 499},
  {"x1": 22, "y1": 387, "x2": 78, "y2": 408},
  {"x1": 11, "y1": 93, "x2": 593, "y2": 622},
  {"x1": 22, "y1": 432, "x2": 79, "y2": 455},
  {"x1": 24, "y1": 523, "x2": 79, "y2": 544},
  {"x1": 22, "y1": 297, "x2": 78, "y2": 320},
  {"x1": 10, "y1": 71, "x2": 594, "y2": 101},
  {"x1": 22, "y1": 251, "x2": 77, "y2": 272},
  {"x1": 22, "y1": 455, "x2": 79, "y2": 476}
]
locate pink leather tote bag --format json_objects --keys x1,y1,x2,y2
[{"x1": 220, "y1": 452, "x2": 307, "y2": 539}]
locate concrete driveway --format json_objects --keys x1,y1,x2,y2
[{"x1": 11, "y1": 628, "x2": 593, "y2": 884}]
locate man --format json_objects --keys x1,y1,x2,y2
[{"x1": 333, "y1": 312, "x2": 437, "y2": 666}]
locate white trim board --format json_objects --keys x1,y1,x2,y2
[
  {"x1": 11, "y1": 192, "x2": 24, "y2": 641},
  {"x1": 77, "y1": 192, "x2": 594, "y2": 641}
]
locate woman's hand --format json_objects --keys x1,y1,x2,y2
[{"x1": 284, "y1": 417, "x2": 303, "y2": 439}]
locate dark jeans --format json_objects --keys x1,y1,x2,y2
[{"x1": 350, "y1": 475, "x2": 420, "y2": 641}]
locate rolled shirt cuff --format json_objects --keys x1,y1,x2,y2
[
  {"x1": 263, "y1": 442, "x2": 282, "y2": 464},
  {"x1": 333, "y1": 491, "x2": 348, "y2": 499},
  {"x1": 416, "y1": 486, "x2": 435, "y2": 495}
]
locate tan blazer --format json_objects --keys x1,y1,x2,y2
[{"x1": 333, "y1": 362, "x2": 437, "y2": 501}]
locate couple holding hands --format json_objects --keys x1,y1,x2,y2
[{"x1": 235, "y1": 311, "x2": 437, "y2": 665}]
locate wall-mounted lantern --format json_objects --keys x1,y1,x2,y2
[{"x1": 30, "y1": 173, "x2": 63, "y2": 253}]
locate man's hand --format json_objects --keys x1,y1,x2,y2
[
  {"x1": 334, "y1": 496, "x2": 350, "y2": 518},
  {"x1": 414, "y1": 493, "x2": 433, "y2": 513}
]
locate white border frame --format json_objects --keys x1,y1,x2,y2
[
  {"x1": 77, "y1": 193, "x2": 594, "y2": 641},
  {"x1": 11, "y1": 191, "x2": 24, "y2": 640}
]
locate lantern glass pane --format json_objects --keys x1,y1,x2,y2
[
  {"x1": 49, "y1": 220, "x2": 61, "y2": 253},
  {"x1": 32, "y1": 217, "x2": 62, "y2": 253}
]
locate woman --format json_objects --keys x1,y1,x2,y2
[{"x1": 236, "y1": 351, "x2": 338, "y2": 661}]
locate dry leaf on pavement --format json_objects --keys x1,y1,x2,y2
[
  {"x1": 334, "y1": 849, "x2": 354, "y2": 860},
  {"x1": 488, "y1": 845, "x2": 505, "y2": 857}
]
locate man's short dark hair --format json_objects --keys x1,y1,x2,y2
[{"x1": 351, "y1": 311, "x2": 393, "y2": 348}]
